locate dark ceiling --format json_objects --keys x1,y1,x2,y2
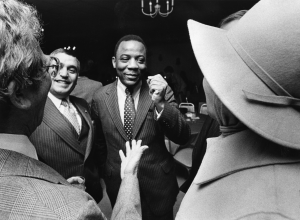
[
  {"x1": 24, "y1": 0, "x2": 259, "y2": 56},
  {"x1": 22, "y1": 0, "x2": 258, "y2": 85}
]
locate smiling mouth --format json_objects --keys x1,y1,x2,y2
[
  {"x1": 55, "y1": 80, "x2": 70, "y2": 84},
  {"x1": 125, "y1": 73, "x2": 139, "y2": 77}
]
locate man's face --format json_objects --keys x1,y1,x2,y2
[
  {"x1": 112, "y1": 40, "x2": 146, "y2": 88},
  {"x1": 50, "y1": 53, "x2": 79, "y2": 99}
]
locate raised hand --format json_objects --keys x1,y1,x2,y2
[
  {"x1": 119, "y1": 140, "x2": 148, "y2": 179},
  {"x1": 147, "y1": 74, "x2": 168, "y2": 109}
]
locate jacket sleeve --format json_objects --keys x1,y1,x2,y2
[
  {"x1": 110, "y1": 173, "x2": 142, "y2": 220},
  {"x1": 158, "y1": 86, "x2": 191, "y2": 145},
  {"x1": 76, "y1": 200, "x2": 108, "y2": 220}
]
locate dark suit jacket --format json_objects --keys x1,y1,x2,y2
[
  {"x1": 92, "y1": 79, "x2": 191, "y2": 215},
  {"x1": 30, "y1": 95, "x2": 103, "y2": 203},
  {"x1": 180, "y1": 115, "x2": 220, "y2": 193},
  {"x1": 71, "y1": 76, "x2": 103, "y2": 106},
  {"x1": 0, "y1": 148, "x2": 142, "y2": 220}
]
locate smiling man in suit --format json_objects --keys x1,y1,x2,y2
[
  {"x1": 30, "y1": 48, "x2": 103, "y2": 203},
  {"x1": 92, "y1": 35, "x2": 191, "y2": 220}
]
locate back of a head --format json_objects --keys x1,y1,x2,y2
[
  {"x1": 114, "y1": 35, "x2": 147, "y2": 57},
  {"x1": 219, "y1": 10, "x2": 248, "y2": 29},
  {"x1": 0, "y1": 0, "x2": 44, "y2": 102}
]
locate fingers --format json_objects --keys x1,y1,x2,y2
[
  {"x1": 67, "y1": 176, "x2": 84, "y2": 184},
  {"x1": 123, "y1": 139, "x2": 148, "y2": 159},
  {"x1": 147, "y1": 74, "x2": 167, "y2": 98},
  {"x1": 131, "y1": 139, "x2": 148, "y2": 156},
  {"x1": 147, "y1": 74, "x2": 167, "y2": 86},
  {"x1": 131, "y1": 139, "x2": 144, "y2": 151},
  {"x1": 131, "y1": 139, "x2": 137, "y2": 151},
  {"x1": 67, "y1": 176, "x2": 76, "y2": 183},
  {"x1": 125, "y1": 141, "x2": 131, "y2": 157},
  {"x1": 139, "y1": 145, "x2": 148, "y2": 154},
  {"x1": 136, "y1": 140, "x2": 142, "y2": 148},
  {"x1": 119, "y1": 149, "x2": 125, "y2": 162}
]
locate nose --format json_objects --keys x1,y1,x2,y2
[
  {"x1": 58, "y1": 67, "x2": 68, "y2": 77},
  {"x1": 128, "y1": 58, "x2": 138, "y2": 69}
]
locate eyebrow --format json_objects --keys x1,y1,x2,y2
[{"x1": 119, "y1": 54, "x2": 145, "y2": 58}]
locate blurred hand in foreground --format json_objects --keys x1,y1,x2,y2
[
  {"x1": 119, "y1": 140, "x2": 148, "y2": 179},
  {"x1": 67, "y1": 176, "x2": 86, "y2": 190}
]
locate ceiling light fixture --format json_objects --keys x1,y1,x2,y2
[{"x1": 141, "y1": 0, "x2": 174, "y2": 18}]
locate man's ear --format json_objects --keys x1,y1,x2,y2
[
  {"x1": 7, "y1": 80, "x2": 31, "y2": 110},
  {"x1": 112, "y1": 56, "x2": 116, "y2": 68}
]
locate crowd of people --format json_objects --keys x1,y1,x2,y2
[{"x1": 1, "y1": 0, "x2": 300, "y2": 219}]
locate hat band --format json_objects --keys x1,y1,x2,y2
[
  {"x1": 226, "y1": 31, "x2": 300, "y2": 107},
  {"x1": 243, "y1": 90, "x2": 300, "y2": 107}
]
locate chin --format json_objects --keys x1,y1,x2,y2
[{"x1": 125, "y1": 79, "x2": 140, "y2": 86}]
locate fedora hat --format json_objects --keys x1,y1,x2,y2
[{"x1": 188, "y1": 0, "x2": 300, "y2": 149}]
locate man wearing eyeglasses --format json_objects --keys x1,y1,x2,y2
[{"x1": 30, "y1": 48, "x2": 104, "y2": 203}]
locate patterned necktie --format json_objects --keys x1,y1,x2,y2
[
  {"x1": 61, "y1": 99, "x2": 81, "y2": 134},
  {"x1": 124, "y1": 88, "x2": 136, "y2": 140}
]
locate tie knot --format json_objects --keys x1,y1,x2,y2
[
  {"x1": 125, "y1": 87, "x2": 134, "y2": 96},
  {"x1": 61, "y1": 99, "x2": 69, "y2": 107}
]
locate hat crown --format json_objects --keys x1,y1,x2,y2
[{"x1": 229, "y1": 0, "x2": 300, "y2": 98}]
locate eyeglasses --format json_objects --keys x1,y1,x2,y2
[{"x1": 45, "y1": 56, "x2": 60, "y2": 77}]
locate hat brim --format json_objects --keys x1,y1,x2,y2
[{"x1": 188, "y1": 19, "x2": 300, "y2": 149}]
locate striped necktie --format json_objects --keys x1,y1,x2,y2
[{"x1": 61, "y1": 99, "x2": 81, "y2": 134}]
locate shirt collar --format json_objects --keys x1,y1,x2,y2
[
  {"x1": 48, "y1": 92, "x2": 70, "y2": 109},
  {"x1": 117, "y1": 78, "x2": 142, "y2": 97},
  {"x1": 0, "y1": 133, "x2": 38, "y2": 160}
]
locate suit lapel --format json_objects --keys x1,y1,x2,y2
[
  {"x1": 133, "y1": 81, "x2": 153, "y2": 139},
  {"x1": 70, "y1": 96, "x2": 93, "y2": 161},
  {"x1": 105, "y1": 82, "x2": 128, "y2": 141},
  {"x1": 43, "y1": 97, "x2": 83, "y2": 155}
]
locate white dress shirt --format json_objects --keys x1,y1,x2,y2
[
  {"x1": 117, "y1": 78, "x2": 163, "y2": 125},
  {"x1": 117, "y1": 78, "x2": 141, "y2": 125},
  {"x1": 48, "y1": 92, "x2": 82, "y2": 129}
]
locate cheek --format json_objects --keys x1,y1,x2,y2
[
  {"x1": 70, "y1": 75, "x2": 78, "y2": 83},
  {"x1": 138, "y1": 64, "x2": 146, "y2": 70},
  {"x1": 116, "y1": 62, "x2": 127, "y2": 70}
]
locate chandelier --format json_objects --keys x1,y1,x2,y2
[{"x1": 141, "y1": 0, "x2": 174, "y2": 18}]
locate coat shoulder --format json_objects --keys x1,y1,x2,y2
[
  {"x1": 93, "y1": 81, "x2": 116, "y2": 98},
  {"x1": 0, "y1": 176, "x2": 104, "y2": 219}
]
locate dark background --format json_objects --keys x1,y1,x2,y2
[{"x1": 24, "y1": 0, "x2": 259, "y2": 104}]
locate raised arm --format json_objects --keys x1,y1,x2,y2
[{"x1": 111, "y1": 140, "x2": 148, "y2": 220}]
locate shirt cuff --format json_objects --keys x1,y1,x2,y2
[{"x1": 155, "y1": 108, "x2": 164, "y2": 120}]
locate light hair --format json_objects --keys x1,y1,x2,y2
[
  {"x1": 0, "y1": 0, "x2": 44, "y2": 98},
  {"x1": 219, "y1": 10, "x2": 248, "y2": 28}
]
